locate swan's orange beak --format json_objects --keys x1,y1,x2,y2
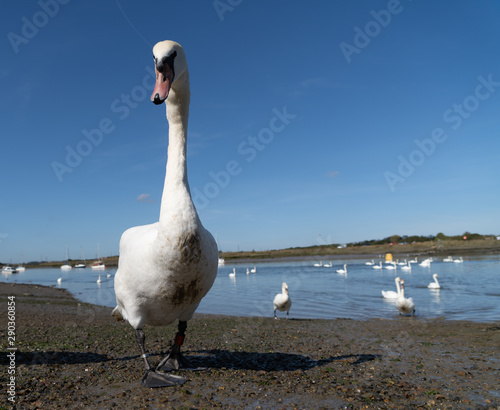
[{"x1": 151, "y1": 64, "x2": 173, "y2": 105}]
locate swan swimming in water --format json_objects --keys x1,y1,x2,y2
[
  {"x1": 112, "y1": 41, "x2": 218, "y2": 388},
  {"x1": 273, "y1": 282, "x2": 291, "y2": 319},
  {"x1": 336, "y1": 264, "x2": 347, "y2": 274},
  {"x1": 57, "y1": 276, "x2": 62, "y2": 284},
  {"x1": 400, "y1": 261, "x2": 412, "y2": 271},
  {"x1": 381, "y1": 277, "x2": 402, "y2": 299},
  {"x1": 250, "y1": 266, "x2": 256, "y2": 273},
  {"x1": 427, "y1": 273, "x2": 440, "y2": 289},
  {"x1": 97, "y1": 275, "x2": 101, "y2": 283},
  {"x1": 373, "y1": 261, "x2": 383, "y2": 270},
  {"x1": 395, "y1": 280, "x2": 415, "y2": 316},
  {"x1": 453, "y1": 257, "x2": 464, "y2": 263},
  {"x1": 313, "y1": 261, "x2": 323, "y2": 267},
  {"x1": 365, "y1": 260, "x2": 374, "y2": 265},
  {"x1": 229, "y1": 268, "x2": 236, "y2": 277}
]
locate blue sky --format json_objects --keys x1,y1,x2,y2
[{"x1": 1, "y1": 1, "x2": 499, "y2": 263}]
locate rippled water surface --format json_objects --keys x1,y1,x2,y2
[{"x1": 2, "y1": 255, "x2": 499, "y2": 322}]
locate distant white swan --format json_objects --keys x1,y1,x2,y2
[
  {"x1": 397, "y1": 259, "x2": 407, "y2": 266},
  {"x1": 57, "y1": 276, "x2": 62, "y2": 284},
  {"x1": 313, "y1": 261, "x2": 323, "y2": 267},
  {"x1": 273, "y1": 282, "x2": 291, "y2": 319},
  {"x1": 381, "y1": 277, "x2": 402, "y2": 299},
  {"x1": 443, "y1": 256, "x2": 453, "y2": 262},
  {"x1": 324, "y1": 261, "x2": 332, "y2": 267},
  {"x1": 419, "y1": 258, "x2": 432, "y2": 267},
  {"x1": 395, "y1": 280, "x2": 415, "y2": 316},
  {"x1": 250, "y1": 266, "x2": 257, "y2": 273},
  {"x1": 385, "y1": 263, "x2": 397, "y2": 270},
  {"x1": 409, "y1": 257, "x2": 418, "y2": 263},
  {"x1": 401, "y1": 261, "x2": 412, "y2": 271},
  {"x1": 365, "y1": 260, "x2": 374, "y2": 265},
  {"x1": 427, "y1": 273, "x2": 440, "y2": 289},
  {"x1": 336, "y1": 264, "x2": 347, "y2": 274},
  {"x1": 97, "y1": 275, "x2": 102, "y2": 283},
  {"x1": 229, "y1": 268, "x2": 236, "y2": 277},
  {"x1": 373, "y1": 261, "x2": 383, "y2": 270},
  {"x1": 453, "y1": 257, "x2": 463, "y2": 263},
  {"x1": 246, "y1": 268, "x2": 250, "y2": 275}
]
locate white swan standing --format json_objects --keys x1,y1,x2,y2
[
  {"x1": 336, "y1": 264, "x2": 347, "y2": 274},
  {"x1": 273, "y1": 282, "x2": 292, "y2": 319},
  {"x1": 112, "y1": 41, "x2": 218, "y2": 388},
  {"x1": 381, "y1": 277, "x2": 402, "y2": 299},
  {"x1": 373, "y1": 261, "x2": 383, "y2": 270},
  {"x1": 395, "y1": 280, "x2": 415, "y2": 316},
  {"x1": 427, "y1": 273, "x2": 440, "y2": 289}
]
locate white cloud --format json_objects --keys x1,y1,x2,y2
[{"x1": 137, "y1": 193, "x2": 154, "y2": 203}]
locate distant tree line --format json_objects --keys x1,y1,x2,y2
[{"x1": 349, "y1": 232, "x2": 494, "y2": 247}]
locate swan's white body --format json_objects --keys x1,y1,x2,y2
[
  {"x1": 246, "y1": 268, "x2": 250, "y2": 275},
  {"x1": 395, "y1": 280, "x2": 415, "y2": 315},
  {"x1": 97, "y1": 275, "x2": 102, "y2": 284},
  {"x1": 365, "y1": 260, "x2": 374, "y2": 265},
  {"x1": 443, "y1": 256, "x2": 453, "y2": 262},
  {"x1": 229, "y1": 268, "x2": 236, "y2": 277},
  {"x1": 401, "y1": 262, "x2": 412, "y2": 271},
  {"x1": 324, "y1": 261, "x2": 332, "y2": 267},
  {"x1": 382, "y1": 277, "x2": 402, "y2": 299},
  {"x1": 419, "y1": 258, "x2": 432, "y2": 267},
  {"x1": 373, "y1": 261, "x2": 383, "y2": 270},
  {"x1": 385, "y1": 263, "x2": 396, "y2": 270},
  {"x1": 453, "y1": 257, "x2": 463, "y2": 263},
  {"x1": 250, "y1": 266, "x2": 256, "y2": 273},
  {"x1": 313, "y1": 261, "x2": 323, "y2": 267},
  {"x1": 336, "y1": 264, "x2": 347, "y2": 274},
  {"x1": 427, "y1": 273, "x2": 440, "y2": 289},
  {"x1": 273, "y1": 282, "x2": 291, "y2": 319},
  {"x1": 113, "y1": 41, "x2": 218, "y2": 331},
  {"x1": 57, "y1": 276, "x2": 62, "y2": 284}
]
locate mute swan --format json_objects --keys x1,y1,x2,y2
[
  {"x1": 427, "y1": 273, "x2": 440, "y2": 289},
  {"x1": 57, "y1": 276, "x2": 62, "y2": 284},
  {"x1": 395, "y1": 280, "x2": 415, "y2": 316},
  {"x1": 113, "y1": 41, "x2": 218, "y2": 388},
  {"x1": 419, "y1": 258, "x2": 432, "y2": 267},
  {"x1": 365, "y1": 260, "x2": 374, "y2": 265},
  {"x1": 229, "y1": 268, "x2": 236, "y2": 277},
  {"x1": 453, "y1": 257, "x2": 463, "y2": 263},
  {"x1": 97, "y1": 275, "x2": 101, "y2": 283},
  {"x1": 273, "y1": 282, "x2": 291, "y2": 319},
  {"x1": 313, "y1": 261, "x2": 323, "y2": 267},
  {"x1": 107, "y1": 273, "x2": 111, "y2": 278},
  {"x1": 373, "y1": 261, "x2": 383, "y2": 270},
  {"x1": 381, "y1": 277, "x2": 402, "y2": 299},
  {"x1": 250, "y1": 266, "x2": 256, "y2": 273},
  {"x1": 336, "y1": 264, "x2": 347, "y2": 274},
  {"x1": 401, "y1": 261, "x2": 412, "y2": 271},
  {"x1": 385, "y1": 263, "x2": 396, "y2": 270},
  {"x1": 443, "y1": 256, "x2": 453, "y2": 262},
  {"x1": 324, "y1": 261, "x2": 333, "y2": 267},
  {"x1": 246, "y1": 268, "x2": 250, "y2": 275}
]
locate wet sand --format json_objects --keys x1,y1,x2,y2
[{"x1": 1, "y1": 282, "x2": 499, "y2": 409}]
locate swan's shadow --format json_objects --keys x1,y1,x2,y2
[{"x1": 180, "y1": 350, "x2": 380, "y2": 372}]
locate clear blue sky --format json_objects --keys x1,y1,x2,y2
[{"x1": 1, "y1": 1, "x2": 499, "y2": 263}]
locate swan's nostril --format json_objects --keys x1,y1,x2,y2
[{"x1": 152, "y1": 93, "x2": 163, "y2": 105}]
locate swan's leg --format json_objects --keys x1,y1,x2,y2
[
  {"x1": 273, "y1": 309, "x2": 278, "y2": 320},
  {"x1": 135, "y1": 329, "x2": 186, "y2": 388},
  {"x1": 156, "y1": 321, "x2": 205, "y2": 372}
]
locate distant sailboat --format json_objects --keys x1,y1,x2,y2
[
  {"x1": 75, "y1": 247, "x2": 86, "y2": 269},
  {"x1": 60, "y1": 245, "x2": 72, "y2": 270},
  {"x1": 90, "y1": 243, "x2": 105, "y2": 270}
]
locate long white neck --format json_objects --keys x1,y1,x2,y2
[
  {"x1": 157, "y1": 72, "x2": 198, "y2": 236},
  {"x1": 395, "y1": 278, "x2": 401, "y2": 296}
]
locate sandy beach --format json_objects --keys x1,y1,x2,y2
[{"x1": 1, "y1": 282, "x2": 499, "y2": 409}]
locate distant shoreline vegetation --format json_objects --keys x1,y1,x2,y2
[{"x1": 2, "y1": 233, "x2": 499, "y2": 267}]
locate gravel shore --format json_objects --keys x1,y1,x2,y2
[{"x1": 1, "y1": 282, "x2": 499, "y2": 409}]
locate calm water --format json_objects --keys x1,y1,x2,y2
[{"x1": 2, "y1": 255, "x2": 499, "y2": 322}]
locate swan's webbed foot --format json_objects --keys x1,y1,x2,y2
[
  {"x1": 156, "y1": 321, "x2": 206, "y2": 372},
  {"x1": 156, "y1": 343, "x2": 205, "y2": 372},
  {"x1": 141, "y1": 369, "x2": 186, "y2": 388}
]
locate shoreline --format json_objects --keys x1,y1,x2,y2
[{"x1": 1, "y1": 282, "x2": 499, "y2": 408}]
